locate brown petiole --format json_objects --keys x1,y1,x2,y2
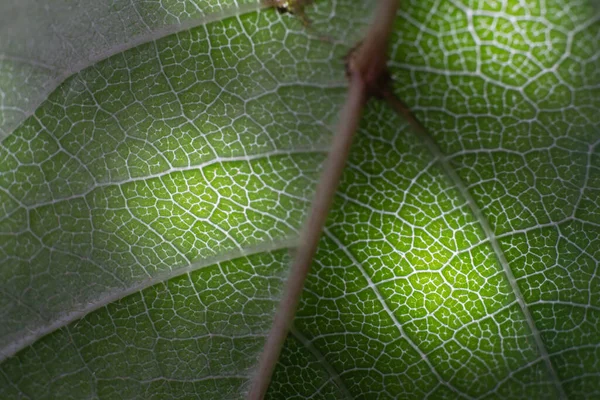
[{"x1": 248, "y1": 1, "x2": 401, "y2": 399}]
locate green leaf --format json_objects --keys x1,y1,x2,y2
[
  {"x1": 1, "y1": 0, "x2": 599, "y2": 399},
  {"x1": 270, "y1": 1, "x2": 600, "y2": 398},
  {"x1": 0, "y1": 0, "x2": 374, "y2": 396}
]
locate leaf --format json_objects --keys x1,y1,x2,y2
[
  {"x1": 0, "y1": 0, "x2": 297, "y2": 140},
  {"x1": 1, "y1": 1, "x2": 600, "y2": 400},
  {"x1": 0, "y1": 0, "x2": 373, "y2": 397},
  {"x1": 269, "y1": 1, "x2": 600, "y2": 398}
]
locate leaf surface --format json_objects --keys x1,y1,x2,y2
[
  {"x1": 0, "y1": 1, "x2": 372, "y2": 396},
  {"x1": 270, "y1": 0, "x2": 600, "y2": 398},
  {"x1": 1, "y1": 0, "x2": 599, "y2": 399}
]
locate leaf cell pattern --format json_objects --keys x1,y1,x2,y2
[
  {"x1": 1, "y1": 0, "x2": 599, "y2": 399},
  {"x1": 272, "y1": 0, "x2": 600, "y2": 398}
]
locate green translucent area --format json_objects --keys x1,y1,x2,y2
[
  {"x1": 0, "y1": 153, "x2": 318, "y2": 340},
  {"x1": 0, "y1": 0, "x2": 376, "y2": 397},
  {"x1": 390, "y1": 0, "x2": 600, "y2": 397},
  {"x1": 277, "y1": 103, "x2": 553, "y2": 399},
  {"x1": 0, "y1": 6, "x2": 349, "y2": 358},
  {"x1": 0, "y1": 250, "x2": 289, "y2": 399},
  {"x1": 273, "y1": 0, "x2": 599, "y2": 398},
  {"x1": 1, "y1": 0, "x2": 600, "y2": 399}
]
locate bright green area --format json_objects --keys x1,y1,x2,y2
[
  {"x1": 0, "y1": 4, "x2": 350, "y2": 360},
  {"x1": 1, "y1": 0, "x2": 600, "y2": 399}
]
